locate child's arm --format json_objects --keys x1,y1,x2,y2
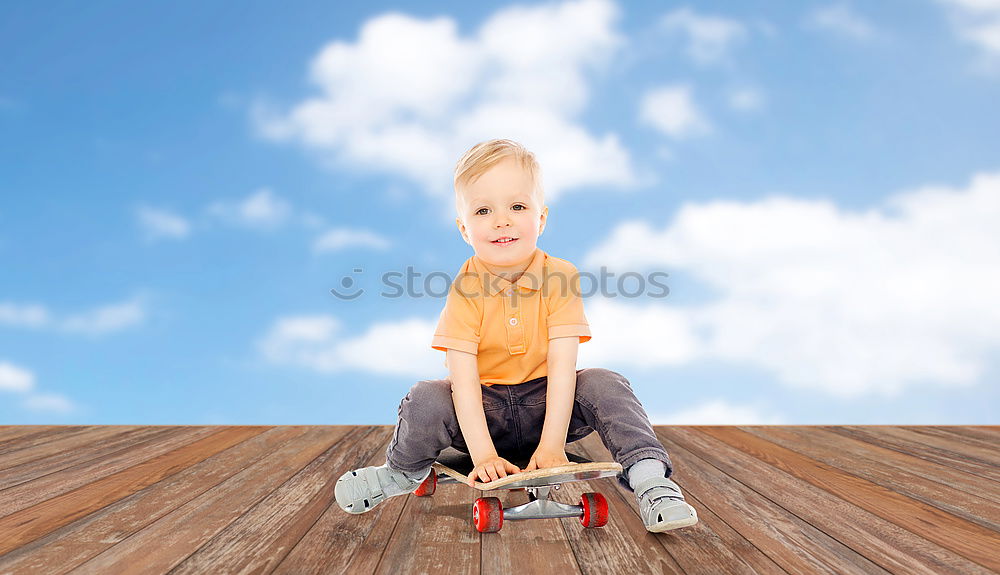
[
  {"x1": 448, "y1": 349, "x2": 522, "y2": 483},
  {"x1": 524, "y1": 335, "x2": 579, "y2": 470}
]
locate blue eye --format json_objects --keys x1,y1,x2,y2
[
  {"x1": 476, "y1": 208, "x2": 489, "y2": 215},
  {"x1": 513, "y1": 204, "x2": 526, "y2": 210}
]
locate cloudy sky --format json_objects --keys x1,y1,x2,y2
[{"x1": 2, "y1": 0, "x2": 998, "y2": 425}]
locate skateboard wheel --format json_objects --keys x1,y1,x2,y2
[
  {"x1": 580, "y1": 492, "x2": 609, "y2": 528},
  {"x1": 473, "y1": 497, "x2": 503, "y2": 533},
  {"x1": 413, "y1": 472, "x2": 437, "y2": 496}
]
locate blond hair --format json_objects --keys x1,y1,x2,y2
[{"x1": 453, "y1": 139, "x2": 544, "y2": 214}]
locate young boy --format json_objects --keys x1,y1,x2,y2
[{"x1": 335, "y1": 139, "x2": 698, "y2": 532}]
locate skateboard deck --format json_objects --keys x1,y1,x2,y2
[{"x1": 430, "y1": 446, "x2": 622, "y2": 490}]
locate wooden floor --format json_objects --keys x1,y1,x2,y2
[{"x1": 0, "y1": 426, "x2": 997, "y2": 575}]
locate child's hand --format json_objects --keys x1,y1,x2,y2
[
  {"x1": 467, "y1": 455, "x2": 521, "y2": 484},
  {"x1": 524, "y1": 446, "x2": 575, "y2": 471}
]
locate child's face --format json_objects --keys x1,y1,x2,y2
[{"x1": 456, "y1": 157, "x2": 548, "y2": 273}]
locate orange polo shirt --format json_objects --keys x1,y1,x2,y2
[{"x1": 431, "y1": 247, "x2": 591, "y2": 386}]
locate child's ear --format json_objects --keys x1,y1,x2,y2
[
  {"x1": 538, "y1": 206, "x2": 548, "y2": 236},
  {"x1": 456, "y1": 217, "x2": 471, "y2": 245}
]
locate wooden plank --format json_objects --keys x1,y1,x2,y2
[
  {"x1": 0, "y1": 427, "x2": 172, "y2": 490},
  {"x1": 65, "y1": 426, "x2": 350, "y2": 574},
  {"x1": 480, "y1": 489, "x2": 583, "y2": 575},
  {"x1": 0, "y1": 427, "x2": 144, "y2": 472},
  {"x1": 271, "y1": 426, "x2": 413, "y2": 575},
  {"x1": 0, "y1": 427, "x2": 218, "y2": 518},
  {"x1": 700, "y1": 427, "x2": 1000, "y2": 573},
  {"x1": 662, "y1": 426, "x2": 904, "y2": 575},
  {"x1": 433, "y1": 449, "x2": 616, "y2": 490},
  {"x1": 671, "y1": 486, "x2": 789, "y2": 575},
  {"x1": 371, "y1": 431, "x2": 480, "y2": 575},
  {"x1": 572, "y1": 432, "x2": 768, "y2": 575},
  {"x1": 0, "y1": 426, "x2": 93, "y2": 458},
  {"x1": 829, "y1": 427, "x2": 1000, "y2": 482},
  {"x1": 0, "y1": 426, "x2": 61, "y2": 445},
  {"x1": 893, "y1": 427, "x2": 1000, "y2": 465},
  {"x1": 165, "y1": 426, "x2": 370, "y2": 574},
  {"x1": 927, "y1": 426, "x2": 999, "y2": 443},
  {"x1": 0, "y1": 427, "x2": 263, "y2": 555},
  {"x1": 742, "y1": 426, "x2": 1000, "y2": 530},
  {"x1": 0, "y1": 426, "x2": 304, "y2": 573},
  {"x1": 771, "y1": 426, "x2": 1000, "y2": 505},
  {"x1": 1, "y1": 425, "x2": 992, "y2": 575}
]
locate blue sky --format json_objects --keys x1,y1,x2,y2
[{"x1": 1, "y1": 0, "x2": 998, "y2": 425}]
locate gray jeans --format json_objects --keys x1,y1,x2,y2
[{"x1": 384, "y1": 367, "x2": 674, "y2": 493}]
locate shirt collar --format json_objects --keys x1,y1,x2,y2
[{"x1": 472, "y1": 247, "x2": 546, "y2": 296}]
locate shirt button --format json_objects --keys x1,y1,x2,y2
[
  {"x1": 509, "y1": 317, "x2": 518, "y2": 326},
  {"x1": 505, "y1": 288, "x2": 514, "y2": 296}
]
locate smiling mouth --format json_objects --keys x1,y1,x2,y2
[{"x1": 492, "y1": 238, "x2": 518, "y2": 245}]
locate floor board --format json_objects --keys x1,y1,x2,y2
[{"x1": 0, "y1": 426, "x2": 996, "y2": 574}]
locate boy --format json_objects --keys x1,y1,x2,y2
[{"x1": 335, "y1": 139, "x2": 698, "y2": 532}]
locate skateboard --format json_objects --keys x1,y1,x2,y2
[{"x1": 413, "y1": 446, "x2": 623, "y2": 533}]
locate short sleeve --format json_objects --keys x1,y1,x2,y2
[
  {"x1": 431, "y1": 274, "x2": 482, "y2": 354},
  {"x1": 546, "y1": 263, "x2": 592, "y2": 343}
]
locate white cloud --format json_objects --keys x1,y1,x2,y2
[
  {"x1": 60, "y1": 297, "x2": 146, "y2": 336},
  {"x1": 639, "y1": 84, "x2": 711, "y2": 139},
  {"x1": 659, "y1": 7, "x2": 748, "y2": 64},
  {"x1": 583, "y1": 170, "x2": 1000, "y2": 399},
  {"x1": 649, "y1": 400, "x2": 784, "y2": 425},
  {"x1": 0, "y1": 303, "x2": 50, "y2": 328},
  {"x1": 258, "y1": 314, "x2": 441, "y2": 377},
  {"x1": 579, "y1": 298, "x2": 702, "y2": 368},
  {"x1": 0, "y1": 361, "x2": 77, "y2": 414},
  {"x1": 0, "y1": 297, "x2": 146, "y2": 336},
  {"x1": 313, "y1": 228, "x2": 392, "y2": 253},
  {"x1": 805, "y1": 3, "x2": 878, "y2": 41},
  {"x1": 938, "y1": 0, "x2": 1000, "y2": 59},
  {"x1": 136, "y1": 206, "x2": 190, "y2": 241},
  {"x1": 254, "y1": 0, "x2": 640, "y2": 204},
  {"x1": 0, "y1": 360, "x2": 35, "y2": 392},
  {"x1": 207, "y1": 188, "x2": 292, "y2": 230},
  {"x1": 22, "y1": 393, "x2": 76, "y2": 414},
  {"x1": 729, "y1": 87, "x2": 764, "y2": 112}
]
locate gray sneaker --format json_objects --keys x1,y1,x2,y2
[
  {"x1": 634, "y1": 476, "x2": 699, "y2": 532},
  {"x1": 335, "y1": 465, "x2": 425, "y2": 514}
]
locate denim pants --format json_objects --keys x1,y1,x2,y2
[{"x1": 384, "y1": 367, "x2": 674, "y2": 493}]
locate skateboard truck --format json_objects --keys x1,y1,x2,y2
[{"x1": 503, "y1": 485, "x2": 587, "y2": 521}]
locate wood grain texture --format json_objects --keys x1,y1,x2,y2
[
  {"x1": 688, "y1": 426, "x2": 996, "y2": 574},
  {"x1": 656, "y1": 428, "x2": 891, "y2": 575},
  {"x1": 0, "y1": 427, "x2": 261, "y2": 556},
  {"x1": 271, "y1": 426, "x2": 406, "y2": 575},
  {"x1": 829, "y1": 426, "x2": 1000, "y2": 482},
  {"x1": 70, "y1": 426, "x2": 342, "y2": 575},
  {"x1": 742, "y1": 426, "x2": 1000, "y2": 529},
  {"x1": 433, "y1": 459, "x2": 621, "y2": 490},
  {"x1": 0, "y1": 426, "x2": 311, "y2": 574},
  {"x1": 0, "y1": 425, "x2": 997, "y2": 575},
  {"x1": 573, "y1": 433, "x2": 781, "y2": 575}
]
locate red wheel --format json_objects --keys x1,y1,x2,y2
[
  {"x1": 580, "y1": 492, "x2": 609, "y2": 528},
  {"x1": 413, "y1": 471, "x2": 437, "y2": 496},
  {"x1": 472, "y1": 497, "x2": 503, "y2": 532}
]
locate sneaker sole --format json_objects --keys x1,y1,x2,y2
[{"x1": 645, "y1": 512, "x2": 699, "y2": 532}]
